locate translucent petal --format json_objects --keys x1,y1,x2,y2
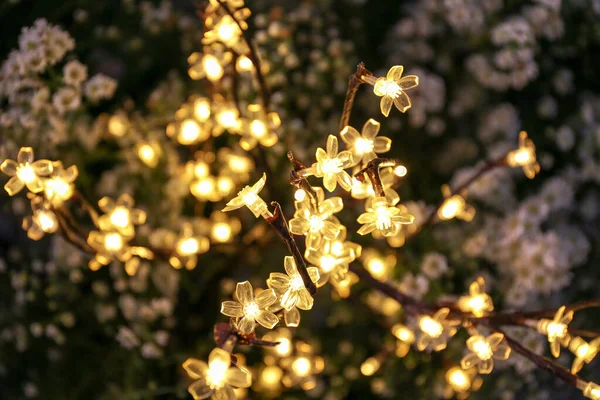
[
  {"x1": 236, "y1": 317, "x2": 256, "y2": 335},
  {"x1": 306, "y1": 232, "x2": 322, "y2": 250},
  {"x1": 357, "y1": 222, "x2": 376, "y2": 236},
  {"x1": 392, "y1": 213, "x2": 415, "y2": 224},
  {"x1": 321, "y1": 197, "x2": 343, "y2": 215},
  {"x1": 255, "y1": 288, "x2": 277, "y2": 309},
  {"x1": 393, "y1": 91, "x2": 411, "y2": 113},
  {"x1": 323, "y1": 175, "x2": 337, "y2": 192},
  {"x1": 387, "y1": 65, "x2": 404, "y2": 81},
  {"x1": 256, "y1": 310, "x2": 279, "y2": 329},
  {"x1": 4, "y1": 176, "x2": 25, "y2": 196},
  {"x1": 399, "y1": 75, "x2": 419, "y2": 90},
  {"x1": 0, "y1": 159, "x2": 17, "y2": 176},
  {"x1": 235, "y1": 281, "x2": 254, "y2": 305},
  {"x1": 282, "y1": 256, "x2": 297, "y2": 277},
  {"x1": 315, "y1": 148, "x2": 328, "y2": 164},
  {"x1": 416, "y1": 334, "x2": 431, "y2": 351},
  {"x1": 373, "y1": 137, "x2": 392, "y2": 153},
  {"x1": 118, "y1": 194, "x2": 135, "y2": 208},
  {"x1": 98, "y1": 197, "x2": 116, "y2": 213},
  {"x1": 494, "y1": 344, "x2": 511, "y2": 360},
  {"x1": 212, "y1": 385, "x2": 235, "y2": 400},
  {"x1": 289, "y1": 217, "x2": 309, "y2": 235},
  {"x1": 296, "y1": 289, "x2": 314, "y2": 310},
  {"x1": 130, "y1": 209, "x2": 146, "y2": 224},
  {"x1": 431, "y1": 336, "x2": 448, "y2": 352},
  {"x1": 326, "y1": 135, "x2": 338, "y2": 157},
  {"x1": 321, "y1": 220, "x2": 340, "y2": 239},
  {"x1": 434, "y1": 308, "x2": 450, "y2": 321},
  {"x1": 560, "y1": 309, "x2": 574, "y2": 325},
  {"x1": 239, "y1": 136, "x2": 256, "y2": 151},
  {"x1": 183, "y1": 358, "x2": 209, "y2": 379},
  {"x1": 267, "y1": 272, "x2": 291, "y2": 291},
  {"x1": 362, "y1": 119, "x2": 380, "y2": 139},
  {"x1": 284, "y1": 307, "x2": 300, "y2": 327},
  {"x1": 380, "y1": 96, "x2": 393, "y2": 117},
  {"x1": 32, "y1": 159, "x2": 53, "y2": 176},
  {"x1": 251, "y1": 173, "x2": 267, "y2": 195},
  {"x1": 225, "y1": 366, "x2": 252, "y2": 388},
  {"x1": 281, "y1": 289, "x2": 299, "y2": 311},
  {"x1": 17, "y1": 147, "x2": 34, "y2": 164},
  {"x1": 25, "y1": 178, "x2": 44, "y2": 193},
  {"x1": 221, "y1": 301, "x2": 244, "y2": 317},
  {"x1": 27, "y1": 224, "x2": 44, "y2": 240},
  {"x1": 64, "y1": 165, "x2": 78, "y2": 182},
  {"x1": 478, "y1": 359, "x2": 494, "y2": 375},
  {"x1": 460, "y1": 353, "x2": 480, "y2": 370},
  {"x1": 336, "y1": 171, "x2": 352, "y2": 191},
  {"x1": 572, "y1": 357, "x2": 584, "y2": 374},
  {"x1": 357, "y1": 212, "x2": 376, "y2": 224},
  {"x1": 337, "y1": 151, "x2": 354, "y2": 167},
  {"x1": 340, "y1": 126, "x2": 360, "y2": 146},
  {"x1": 188, "y1": 379, "x2": 213, "y2": 399},
  {"x1": 307, "y1": 267, "x2": 320, "y2": 283},
  {"x1": 487, "y1": 333, "x2": 505, "y2": 348},
  {"x1": 261, "y1": 131, "x2": 278, "y2": 147}
]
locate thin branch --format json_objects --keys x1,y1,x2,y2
[
  {"x1": 354, "y1": 158, "x2": 400, "y2": 198},
  {"x1": 265, "y1": 201, "x2": 317, "y2": 295},
  {"x1": 287, "y1": 151, "x2": 320, "y2": 212},
  {"x1": 339, "y1": 62, "x2": 373, "y2": 131}
]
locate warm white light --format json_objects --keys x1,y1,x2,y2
[
  {"x1": 17, "y1": 165, "x2": 36, "y2": 183},
  {"x1": 104, "y1": 232, "x2": 123, "y2": 251}
]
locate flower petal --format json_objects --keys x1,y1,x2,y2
[
  {"x1": 289, "y1": 217, "x2": 309, "y2": 235},
  {"x1": 357, "y1": 222, "x2": 376, "y2": 236},
  {"x1": 315, "y1": 148, "x2": 328, "y2": 164},
  {"x1": 323, "y1": 174, "x2": 337, "y2": 192},
  {"x1": 326, "y1": 135, "x2": 338, "y2": 157},
  {"x1": 307, "y1": 267, "x2": 320, "y2": 283},
  {"x1": 221, "y1": 301, "x2": 244, "y2": 318},
  {"x1": 494, "y1": 343, "x2": 511, "y2": 360},
  {"x1": 306, "y1": 232, "x2": 322, "y2": 250},
  {"x1": 362, "y1": 119, "x2": 381, "y2": 139},
  {"x1": 357, "y1": 212, "x2": 376, "y2": 224},
  {"x1": 321, "y1": 220, "x2": 340, "y2": 240},
  {"x1": 212, "y1": 385, "x2": 236, "y2": 400},
  {"x1": 487, "y1": 333, "x2": 505, "y2": 348},
  {"x1": 32, "y1": 159, "x2": 53, "y2": 176},
  {"x1": 393, "y1": 91, "x2": 411, "y2": 113},
  {"x1": 255, "y1": 288, "x2": 277, "y2": 309},
  {"x1": 225, "y1": 366, "x2": 252, "y2": 388},
  {"x1": 284, "y1": 307, "x2": 300, "y2": 327},
  {"x1": 281, "y1": 289, "x2": 299, "y2": 311},
  {"x1": 188, "y1": 379, "x2": 213, "y2": 400},
  {"x1": 235, "y1": 281, "x2": 253, "y2": 305},
  {"x1": 380, "y1": 96, "x2": 393, "y2": 117},
  {"x1": 373, "y1": 137, "x2": 392, "y2": 153},
  {"x1": 340, "y1": 125, "x2": 360, "y2": 146},
  {"x1": 256, "y1": 310, "x2": 279, "y2": 329},
  {"x1": 0, "y1": 159, "x2": 17, "y2": 176},
  {"x1": 478, "y1": 359, "x2": 494, "y2": 375},
  {"x1": 399, "y1": 75, "x2": 419, "y2": 90},
  {"x1": 25, "y1": 178, "x2": 44, "y2": 193},
  {"x1": 267, "y1": 272, "x2": 291, "y2": 292},
  {"x1": 387, "y1": 65, "x2": 404, "y2": 81},
  {"x1": 183, "y1": 358, "x2": 209, "y2": 379},
  {"x1": 320, "y1": 197, "x2": 343, "y2": 215},
  {"x1": 461, "y1": 353, "x2": 480, "y2": 370},
  {"x1": 4, "y1": 176, "x2": 25, "y2": 196},
  {"x1": 336, "y1": 171, "x2": 352, "y2": 192},
  {"x1": 17, "y1": 147, "x2": 34, "y2": 164},
  {"x1": 251, "y1": 173, "x2": 267, "y2": 195},
  {"x1": 236, "y1": 316, "x2": 256, "y2": 335},
  {"x1": 295, "y1": 288, "x2": 314, "y2": 310}
]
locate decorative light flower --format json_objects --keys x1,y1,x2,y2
[
  {"x1": 280, "y1": 341, "x2": 325, "y2": 391},
  {"x1": 98, "y1": 194, "x2": 146, "y2": 237},
  {"x1": 416, "y1": 308, "x2": 460, "y2": 352},
  {"x1": 135, "y1": 141, "x2": 161, "y2": 168},
  {"x1": 300, "y1": 135, "x2": 353, "y2": 192},
  {"x1": 362, "y1": 65, "x2": 419, "y2": 117},
  {"x1": 187, "y1": 52, "x2": 230, "y2": 82},
  {"x1": 536, "y1": 305, "x2": 574, "y2": 358},
  {"x1": 582, "y1": 382, "x2": 600, "y2": 400},
  {"x1": 221, "y1": 281, "x2": 279, "y2": 335},
  {"x1": 361, "y1": 249, "x2": 396, "y2": 281},
  {"x1": 267, "y1": 256, "x2": 319, "y2": 311},
  {"x1": 461, "y1": 332, "x2": 511, "y2": 374},
  {"x1": 239, "y1": 104, "x2": 279, "y2": 151},
  {"x1": 263, "y1": 328, "x2": 293, "y2": 358},
  {"x1": 288, "y1": 186, "x2": 343, "y2": 250},
  {"x1": 340, "y1": 119, "x2": 391, "y2": 165},
  {"x1": 166, "y1": 100, "x2": 213, "y2": 145},
  {"x1": 444, "y1": 366, "x2": 482, "y2": 398},
  {"x1": 209, "y1": 211, "x2": 241, "y2": 244},
  {"x1": 183, "y1": 347, "x2": 251, "y2": 400},
  {"x1": 357, "y1": 196, "x2": 414, "y2": 237},
  {"x1": 569, "y1": 336, "x2": 600, "y2": 374},
  {"x1": 171, "y1": 223, "x2": 210, "y2": 270},
  {"x1": 213, "y1": 98, "x2": 242, "y2": 136},
  {"x1": 458, "y1": 277, "x2": 494, "y2": 317},
  {"x1": 223, "y1": 173, "x2": 272, "y2": 218},
  {"x1": 1, "y1": 147, "x2": 53, "y2": 195},
  {"x1": 191, "y1": 176, "x2": 222, "y2": 202},
  {"x1": 350, "y1": 167, "x2": 399, "y2": 201},
  {"x1": 203, "y1": 15, "x2": 247, "y2": 51},
  {"x1": 22, "y1": 197, "x2": 58, "y2": 240},
  {"x1": 506, "y1": 131, "x2": 540, "y2": 179},
  {"x1": 87, "y1": 229, "x2": 132, "y2": 271},
  {"x1": 437, "y1": 185, "x2": 475, "y2": 221},
  {"x1": 43, "y1": 161, "x2": 78, "y2": 206}
]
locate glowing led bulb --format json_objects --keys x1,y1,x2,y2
[
  {"x1": 419, "y1": 316, "x2": 443, "y2": 338},
  {"x1": 44, "y1": 176, "x2": 72, "y2": 200},
  {"x1": 179, "y1": 119, "x2": 201, "y2": 145},
  {"x1": 1, "y1": 147, "x2": 53, "y2": 196},
  {"x1": 458, "y1": 277, "x2": 494, "y2": 317},
  {"x1": 446, "y1": 367, "x2": 471, "y2": 393},
  {"x1": 416, "y1": 308, "x2": 459, "y2": 352},
  {"x1": 177, "y1": 237, "x2": 199, "y2": 255},
  {"x1": 506, "y1": 131, "x2": 540, "y2": 179},
  {"x1": 216, "y1": 110, "x2": 238, "y2": 129},
  {"x1": 569, "y1": 336, "x2": 600, "y2": 374},
  {"x1": 212, "y1": 222, "x2": 232, "y2": 243},
  {"x1": 394, "y1": 165, "x2": 407, "y2": 177},
  {"x1": 438, "y1": 185, "x2": 475, "y2": 221},
  {"x1": 461, "y1": 333, "x2": 511, "y2": 375},
  {"x1": 392, "y1": 324, "x2": 415, "y2": 344},
  {"x1": 360, "y1": 357, "x2": 381, "y2": 376},
  {"x1": 294, "y1": 189, "x2": 307, "y2": 201},
  {"x1": 16, "y1": 165, "x2": 35, "y2": 183},
  {"x1": 109, "y1": 207, "x2": 130, "y2": 229},
  {"x1": 582, "y1": 382, "x2": 600, "y2": 400},
  {"x1": 36, "y1": 210, "x2": 57, "y2": 232},
  {"x1": 202, "y1": 54, "x2": 224, "y2": 82},
  {"x1": 104, "y1": 232, "x2": 123, "y2": 252},
  {"x1": 108, "y1": 115, "x2": 127, "y2": 136},
  {"x1": 536, "y1": 305, "x2": 573, "y2": 358},
  {"x1": 194, "y1": 98, "x2": 211, "y2": 121},
  {"x1": 136, "y1": 143, "x2": 159, "y2": 168},
  {"x1": 223, "y1": 173, "x2": 272, "y2": 219},
  {"x1": 292, "y1": 357, "x2": 311, "y2": 378},
  {"x1": 236, "y1": 55, "x2": 253, "y2": 72},
  {"x1": 261, "y1": 365, "x2": 283, "y2": 389},
  {"x1": 362, "y1": 65, "x2": 419, "y2": 116},
  {"x1": 250, "y1": 120, "x2": 266, "y2": 138}
]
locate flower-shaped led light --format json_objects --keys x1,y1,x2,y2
[
  {"x1": 357, "y1": 196, "x2": 414, "y2": 237},
  {"x1": 203, "y1": 14, "x2": 247, "y2": 51},
  {"x1": 300, "y1": 135, "x2": 353, "y2": 192},
  {"x1": 461, "y1": 332, "x2": 511, "y2": 374},
  {"x1": 458, "y1": 277, "x2": 494, "y2": 317},
  {"x1": 438, "y1": 185, "x2": 475, "y2": 221},
  {"x1": 183, "y1": 347, "x2": 251, "y2": 400},
  {"x1": 582, "y1": 382, "x2": 600, "y2": 400},
  {"x1": 569, "y1": 336, "x2": 600, "y2": 374},
  {"x1": 135, "y1": 141, "x2": 161, "y2": 168},
  {"x1": 209, "y1": 211, "x2": 241, "y2": 244},
  {"x1": 22, "y1": 197, "x2": 58, "y2": 240},
  {"x1": 221, "y1": 281, "x2": 279, "y2": 335},
  {"x1": 166, "y1": 100, "x2": 213, "y2": 145},
  {"x1": 350, "y1": 166, "x2": 399, "y2": 201},
  {"x1": 288, "y1": 187, "x2": 343, "y2": 250},
  {"x1": 222, "y1": 173, "x2": 272, "y2": 218},
  {"x1": 191, "y1": 176, "x2": 222, "y2": 202},
  {"x1": 280, "y1": 341, "x2": 325, "y2": 391},
  {"x1": 506, "y1": 131, "x2": 540, "y2": 179},
  {"x1": 536, "y1": 305, "x2": 574, "y2": 358},
  {"x1": 267, "y1": 256, "x2": 319, "y2": 311},
  {"x1": 444, "y1": 366, "x2": 482, "y2": 398},
  {"x1": 98, "y1": 194, "x2": 146, "y2": 237},
  {"x1": 87, "y1": 229, "x2": 132, "y2": 271},
  {"x1": 263, "y1": 328, "x2": 293, "y2": 358},
  {"x1": 239, "y1": 104, "x2": 279, "y2": 151},
  {"x1": 416, "y1": 308, "x2": 460, "y2": 352},
  {"x1": 43, "y1": 161, "x2": 78, "y2": 206},
  {"x1": 362, "y1": 65, "x2": 419, "y2": 117},
  {"x1": 187, "y1": 52, "x2": 229, "y2": 82},
  {"x1": 1, "y1": 147, "x2": 53, "y2": 195},
  {"x1": 171, "y1": 223, "x2": 210, "y2": 270},
  {"x1": 361, "y1": 249, "x2": 396, "y2": 281},
  {"x1": 340, "y1": 119, "x2": 391, "y2": 165}
]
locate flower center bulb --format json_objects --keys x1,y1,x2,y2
[
  {"x1": 308, "y1": 215, "x2": 325, "y2": 232},
  {"x1": 104, "y1": 233, "x2": 123, "y2": 252},
  {"x1": 320, "y1": 256, "x2": 336, "y2": 272},
  {"x1": 243, "y1": 302, "x2": 260, "y2": 318},
  {"x1": 320, "y1": 158, "x2": 341, "y2": 174},
  {"x1": 290, "y1": 274, "x2": 305, "y2": 290},
  {"x1": 45, "y1": 177, "x2": 71, "y2": 200},
  {"x1": 546, "y1": 322, "x2": 567, "y2": 340},
  {"x1": 419, "y1": 316, "x2": 443, "y2": 338},
  {"x1": 292, "y1": 357, "x2": 311, "y2": 377},
  {"x1": 206, "y1": 359, "x2": 228, "y2": 389},
  {"x1": 472, "y1": 338, "x2": 493, "y2": 360},
  {"x1": 380, "y1": 80, "x2": 402, "y2": 98},
  {"x1": 37, "y1": 211, "x2": 56, "y2": 232},
  {"x1": 375, "y1": 206, "x2": 392, "y2": 230},
  {"x1": 212, "y1": 223, "x2": 231, "y2": 242},
  {"x1": 17, "y1": 165, "x2": 36, "y2": 183},
  {"x1": 178, "y1": 238, "x2": 199, "y2": 255},
  {"x1": 513, "y1": 148, "x2": 531, "y2": 165},
  {"x1": 250, "y1": 120, "x2": 266, "y2": 138},
  {"x1": 110, "y1": 207, "x2": 130, "y2": 229},
  {"x1": 354, "y1": 138, "x2": 374, "y2": 154},
  {"x1": 180, "y1": 119, "x2": 201, "y2": 144}
]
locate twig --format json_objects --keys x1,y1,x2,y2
[
  {"x1": 287, "y1": 151, "x2": 320, "y2": 212},
  {"x1": 265, "y1": 201, "x2": 317, "y2": 295},
  {"x1": 339, "y1": 62, "x2": 373, "y2": 131},
  {"x1": 354, "y1": 158, "x2": 400, "y2": 198}
]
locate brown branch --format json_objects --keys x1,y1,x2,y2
[
  {"x1": 287, "y1": 151, "x2": 320, "y2": 211},
  {"x1": 265, "y1": 201, "x2": 317, "y2": 295},
  {"x1": 214, "y1": 322, "x2": 280, "y2": 350},
  {"x1": 354, "y1": 158, "x2": 400, "y2": 198},
  {"x1": 339, "y1": 62, "x2": 373, "y2": 131}
]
